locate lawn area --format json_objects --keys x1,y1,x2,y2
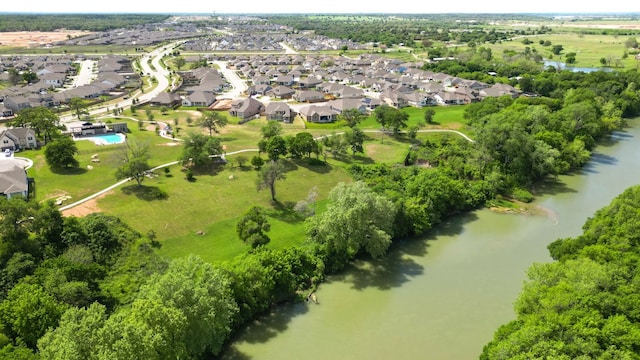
[
  {"x1": 25, "y1": 119, "x2": 183, "y2": 203},
  {"x1": 481, "y1": 33, "x2": 638, "y2": 68},
  {"x1": 97, "y1": 158, "x2": 353, "y2": 262},
  {"x1": 359, "y1": 105, "x2": 469, "y2": 130}
]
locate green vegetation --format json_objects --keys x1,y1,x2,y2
[
  {"x1": 0, "y1": 14, "x2": 169, "y2": 32},
  {"x1": 482, "y1": 185, "x2": 640, "y2": 359},
  {"x1": 3, "y1": 13, "x2": 640, "y2": 360}
]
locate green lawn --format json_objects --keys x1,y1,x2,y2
[
  {"x1": 25, "y1": 119, "x2": 183, "y2": 202},
  {"x1": 96, "y1": 158, "x2": 353, "y2": 261},
  {"x1": 481, "y1": 33, "x2": 638, "y2": 69}
]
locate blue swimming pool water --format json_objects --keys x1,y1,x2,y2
[{"x1": 90, "y1": 133, "x2": 125, "y2": 144}]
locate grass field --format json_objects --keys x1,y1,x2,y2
[
  {"x1": 480, "y1": 33, "x2": 640, "y2": 69},
  {"x1": 21, "y1": 101, "x2": 470, "y2": 263}
]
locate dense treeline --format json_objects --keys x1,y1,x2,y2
[
  {"x1": 482, "y1": 185, "x2": 640, "y2": 359},
  {"x1": 0, "y1": 195, "x2": 330, "y2": 359},
  {"x1": 0, "y1": 14, "x2": 170, "y2": 32},
  {"x1": 266, "y1": 14, "x2": 549, "y2": 47}
]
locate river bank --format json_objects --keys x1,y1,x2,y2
[{"x1": 222, "y1": 121, "x2": 640, "y2": 359}]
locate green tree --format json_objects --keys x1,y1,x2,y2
[
  {"x1": 308, "y1": 181, "x2": 396, "y2": 262},
  {"x1": 44, "y1": 137, "x2": 78, "y2": 169},
  {"x1": 174, "y1": 56, "x2": 186, "y2": 70},
  {"x1": 251, "y1": 155, "x2": 264, "y2": 169},
  {"x1": 261, "y1": 120, "x2": 283, "y2": 138},
  {"x1": 256, "y1": 160, "x2": 286, "y2": 201},
  {"x1": 265, "y1": 135, "x2": 288, "y2": 161},
  {"x1": 139, "y1": 255, "x2": 237, "y2": 358},
  {"x1": 180, "y1": 132, "x2": 223, "y2": 167},
  {"x1": 114, "y1": 141, "x2": 151, "y2": 186},
  {"x1": 345, "y1": 127, "x2": 365, "y2": 155},
  {"x1": 37, "y1": 303, "x2": 107, "y2": 360},
  {"x1": 624, "y1": 37, "x2": 638, "y2": 49},
  {"x1": 236, "y1": 206, "x2": 271, "y2": 248},
  {"x1": 551, "y1": 44, "x2": 564, "y2": 55},
  {"x1": 21, "y1": 71, "x2": 38, "y2": 84},
  {"x1": 288, "y1": 132, "x2": 317, "y2": 158},
  {"x1": 10, "y1": 107, "x2": 60, "y2": 144},
  {"x1": 69, "y1": 98, "x2": 89, "y2": 121},
  {"x1": 0, "y1": 283, "x2": 67, "y2": 348},
  {"x1": 198, "y1": 111, "x2": 228, "y2": 136},
  {"x1": 423, "y1": 107, "x2": 436, "y2": 124},
  {"x1": 338, "y1": 108, "x2": 365, "y2": 128}
]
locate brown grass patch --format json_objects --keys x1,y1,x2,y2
[{"x1": 61, "y1": 191, "x2": 111, "y2": 218}]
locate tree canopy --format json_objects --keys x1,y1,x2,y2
[{"x1": 44, "y1": 137, "x2": 78, "y2": 169}]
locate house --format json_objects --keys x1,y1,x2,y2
[
  {"x1": 149, "y1": 92, "x2": 182, "y2": 107},
  {"x1": 228, "y1": 97, "x2": 264, "y2": 121},
  {"x1": 246, "y1": 84, "x2": 273, "y2": 96},
  {"x1": 40, "y1": 73, "x2": 67, "y2": 88},
  {"x1": 3, "y1": 96, "x2": 31, "y2": 113},
  {"x1": 405, "y1": 92, "x2": 437, "y2": 108},
  {"x1": 380, "y1": 90, "x2": 410, "y2": 108},
  {"x1": 181, "y1": 91, "x2": 216, "y2": 107},
  {"x1": 479, "y1": 83, "x2": 520, "y2": 98},
  {"x1": 327, "y1": 98, "x2": 368, "y2": 113},
  {"x1": 297, "y1": 76, "x2": 322, "y2": 89},
  {"x1": 0, "y1": 104, "x2": 14, "y2": 118},
  {"x1": 0, "y1": 128, "x2": 38, "y2": 151},
  {"x1": 265, "y1": 102, "x2": 294, "y2": 123},
  {"x1": 298, "y1": 105, "x2": 339, "y2": 123},
  {"x1": 294, "y1": 90, "x2": 325, "y2": 103},
  {"x1": 434, "y1": 91, "x2": 466, "y2": 105},
  {"x1": 0, "y1": 160, "x2": 29, "y2": 199},
  {"x1": 266, "y1": 85, "x2": 296, "y2": 99}
]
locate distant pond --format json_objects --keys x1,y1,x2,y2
[{"x1": 543, "y1": 60, "x2": 614, "y2": 73}]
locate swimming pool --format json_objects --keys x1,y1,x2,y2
[{"x1": 76, "y1": 133, "x2": 126, "y2": 145}]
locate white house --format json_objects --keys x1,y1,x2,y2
[{"x1": 0, "y1": 128, "x2": 38, "y2": 151}]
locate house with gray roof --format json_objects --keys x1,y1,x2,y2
[
  {"x1": 294, "y1": 90, "x2": 325, "y2": 103},
  {"x1": 298, "y1": 105, "x2": 339, "y2": 123},
  {"x1": 265, "y1": 102, "x2": 294, "y2": 123},
  {"x1": 0, "y1": 160, "x2": 29, "y2": 199},
  {"x1": 182, "y1": 91, "x2": 216, "y2": 107},
  {"x1": 266, "y1": 85, "x2": 296, "y2": 99},
  {"x1": 0, "y1": 128, "x2": 38, "y2": 151},
  {"x1": 229, "y1": 97, "x2": 264, "y2": 121}
]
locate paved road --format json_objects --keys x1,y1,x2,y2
[
  {"x1": 72, "y1": 59, "x2": 95, "y2": 88},
  {"x1": 279, "y1": 42, "x2": 298, "y2": 54},
  {"x1": 214, "y1": 60, "x2": 248, "y2": 98},
  {"x1": 59, "y1": 41, "x2": 184, "y2": 127}
]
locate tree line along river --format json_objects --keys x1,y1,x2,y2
[{"x1": 222, "y1": 119, "x2": 640, "y2": 360}]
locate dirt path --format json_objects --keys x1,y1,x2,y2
[{"x1": 61, "y1": 191, "x2": 111, "y2": 217}]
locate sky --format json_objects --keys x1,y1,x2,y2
[{"x1": 3, "y1": 0, "x2": 640, "y2": 15}]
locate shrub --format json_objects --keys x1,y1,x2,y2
[{"x1": 512, "y1": 188, "x2": 534, "y2": 203}]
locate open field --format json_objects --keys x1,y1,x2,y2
[
  {"x1": 478, "y1": 33, "x2": 640, "y2": 69},
  {"x1": 0, "y1": 30, "x2": 92, "y2": 47}
]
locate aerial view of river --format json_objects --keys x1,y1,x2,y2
[{"x1": 223, "y1": 119, "x2": 640, "y2": 360}]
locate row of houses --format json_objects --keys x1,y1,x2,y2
[
  {"x1": 149, "y1": 52, "x2": 521, "y2": 124},
  {"x1": 0, "y1": 55, "x2": 137, "y2": 118}
]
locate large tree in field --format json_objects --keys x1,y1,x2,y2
[
  {"x1": 308, "y1": 181, "x2": 396, "y2": 261},
  {"x1": 338, "y1": 108, "x2": 366, "y2": 128},
  {"x1": 256, "y1": 160, "x2": 286, "y2": 201},
  {"x1": 10, "y1": 107, "x2": 61, "y2": 144},
  {"x1": 115, "y1": 141, "x2": 151, "y2": 186},
  {"x1": 374, "y1": 105, "x2": 409, "y2": 142},
  {"x1": 236, "y1": 206, "x2": 271, "y2": 248},
  {"x1": 198, "y1": 111, "x2": 228, "y2": 136},
  {"x1": 44, "y1": 137, "x2": 78, "y2": 169},
  {"x1": 180, "y1": 132, "x2": 223, "y2": 167}
]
